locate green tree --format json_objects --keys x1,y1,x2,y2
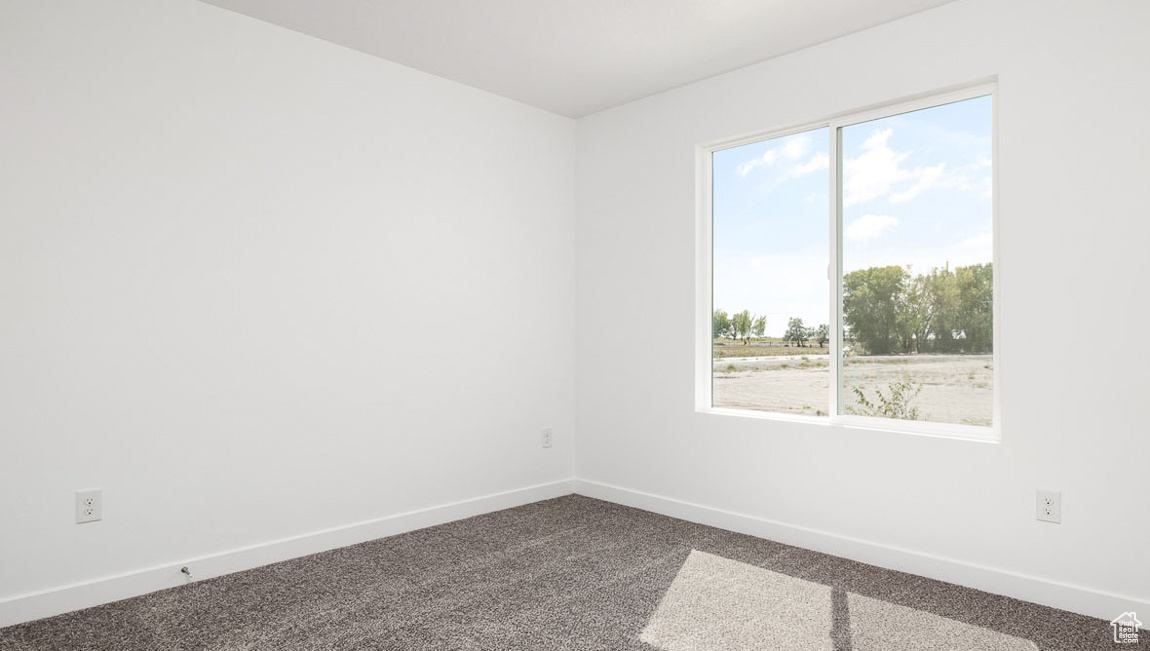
[
  {"x1": 814, "y1": 324, "x2": 829, "y2": 347},
  {"x1": 785, "y1": 317, "x2": 809, "y2": 347},
  {"x1": 751, "y1": 315, "x2": 767, "y2": 338},
  {"x1": 732, "y1": 309, "x2": 752, "y2": 344},
  {"x1": 712, "y1": 309, "x2": 731, "y2": 340},
  {"x1": 842, "y1": 263, "x2": 991, "y2": 355},
  {"x1": 955, "y1": 263, "x2": 993, "y2": 353},
  {"x1": 920, "y1": 267, "x2": 960, "y2": 353},
  {"x1": 901, "y1": 270, "x2": 942, "y2": 353},
  {"x1": 842, "y1": 265, "x2": 909, "y2": 355}
]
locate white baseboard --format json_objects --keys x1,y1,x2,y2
[
  {"x1": 5, "y1": 477, "x2": 1144, "y2": 630},
  {"x1": 573, "y1": 479, "x2": 1149, "y2": 623},
  {"x1": 0, "y1": 479, "x2": 576, "y2": 629}
]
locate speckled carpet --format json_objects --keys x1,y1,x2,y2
[{"x1": 0, "y1": 495, "x2": 1135, "y2": 650}]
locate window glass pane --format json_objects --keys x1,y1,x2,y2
[
  {"x1": 839, "y1": 96, "x2": 993, "y2": 426},
  {"x1": 712, "y1": 128, "x2": 830, "y2": 416}
]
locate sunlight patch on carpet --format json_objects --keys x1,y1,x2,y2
[
  {"x1": 640, "y1": 550, "x2": 835, "y2": 651},
  {"x1": 640, "y1": 550, "x2": 1038, "y2": 651},
  {"x1": 847, "y1": 591, "x2": 1038, "y2": 651}
]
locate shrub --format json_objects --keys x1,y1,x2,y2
[{"x1": 846, "y1": 380, "x2": 923, "y2": 420}]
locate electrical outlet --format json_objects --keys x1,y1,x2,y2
[
  {"x1": 541, "y1": 427, "x2": 553, "y2": 449},
  {"x1": 76, "y1": 489, "x2": 102, "y2": 524},
  {"x1": 1036, "y1": 489, "x2": 1061, "y2": 524}
]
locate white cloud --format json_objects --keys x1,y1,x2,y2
[
  {"x1": 789, "y1": 152, "x2": 829, "y2": 178},
  {"x1": 736, "y1": 148, "x2": 778, "y2": 177},
  {"x1": 736, "y1": 134, "x2": 819, "y2": 179},
  {"x1": 845, "y1": 214, "x2": 899, "y2": 243},
  {"x1": 842, "y1": 128, "x2": 981, "y2": 206},
  {"x1": 782, "y1": 136, "x2": 811, "y2": 160},
  {"x1": 889, "y1": 162, "x2": 951, "y2": 203},
  {"x1": 842, "y1": 129, "x2": 910, "y2": 205}
]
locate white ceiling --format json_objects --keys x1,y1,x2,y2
[{"x1": 197, "y1": 0, "x2": 959, "y2": 118}]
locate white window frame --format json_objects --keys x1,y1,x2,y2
[{"x1": 695, "y1": 79, "x2": 1000, "y2": 442}]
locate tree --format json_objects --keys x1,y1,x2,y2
[
  {"x1": 731, "y1": 312, "x2": 759, "y2": 347},
  {"x1": 955, "y1": 263, "x2": 993, "y2": 353},
  {"x1": 751, "y1": 315, "x2": 767, "y2": 338},
  {"x1": 712, "y1": 309, "x2": 731, "y2": 340},
  {"x1": 920, "y1": 267, "x2": 960, "y2": 353},
  {"x1": 842, "y1": 265, "x2": 909, "y2": 355},
  {"x1": 814, "y1": 324, "x2": 829, "y2": 347},
  {"x1": 717, "y1": 309, "x2": 767, "y2": 344},
  {"x1": 841, "y1": 263, "x2": 991, "y2": 355},
  {"x1": 732, "y1": 310, "x2": 752, "y2": 344},
  {"x1": 785, "y1": 317, "x2": 809, "y2": 347},
  {"x1": 900, "y1": 271, "x2": 935, "y2": 353}
]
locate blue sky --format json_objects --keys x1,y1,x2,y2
[{"x1": 712, "y1": 95, "x2": 992, "y2": 337}]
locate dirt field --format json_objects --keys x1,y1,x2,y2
[
  {"x1": 712, "y1": 340, "x2": 829, "y2": 359},
  {"x1": 712, "y1": 354, "x2": 993, "y2": 426}
]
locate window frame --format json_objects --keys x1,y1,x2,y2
[{"x1": 696, "y1": 80, "x2": 1000, "y2": 442}]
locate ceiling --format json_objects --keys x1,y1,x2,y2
[{"x1": 197, "y1": 0, "x2": 959, "y2": 118}]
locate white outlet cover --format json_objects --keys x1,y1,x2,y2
[
  {"x1": 1036, "y1": 489, "x2": 1061, "y2": 524},
  {"x1": 76, "y1": 488, "x2": 103, "y2": 524},
  {"x1": 542, "y1": 427, "x2": 553, "y2": 449}
]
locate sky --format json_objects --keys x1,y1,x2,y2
[{"x1": 712, "y1": 95, "x2": 993, "y2": 338}]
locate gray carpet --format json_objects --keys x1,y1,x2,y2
[{"x1": 0, "y1": 495, "x2": 1138, "y2": 650}]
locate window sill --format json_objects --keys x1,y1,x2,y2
[{"x1": 698, "y1": 407, "x2": 1000, "y2": 443}]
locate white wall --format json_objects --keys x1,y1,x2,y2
[
  {"x1": 575, "y1": 0, "x2": 1149, "y2": 620},
  {"x1": 4, "y1": 0, "x2": 1147, "y2": 630},
  {"x1": 0, "y1": 0, "x2": 576, "y2": 623}
]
